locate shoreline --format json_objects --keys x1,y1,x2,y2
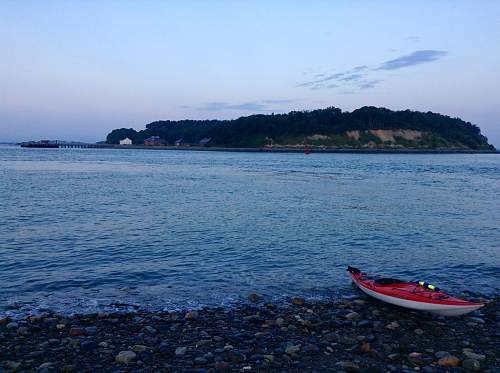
[
  {"x1": 110, "y1": 146, "x2": 499, "y2": 154},
  {"x1": 19, "y1": 143, "x2": 499, "y2": 154},
  {"x1": 1, "y1": 294, "x2": 498, "y2": 372}
]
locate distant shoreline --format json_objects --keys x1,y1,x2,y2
[
  {"x1": 58, "y1": 144, "x2": 500, "y2": 154},
  {"x1": 12, "y1": 142, "x2": 499, "y2": 153}
]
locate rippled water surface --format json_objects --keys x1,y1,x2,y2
[{"x1": 1, "y1": 145, "x2": 499, "y2": 315}]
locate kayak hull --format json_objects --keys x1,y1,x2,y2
[
  {"x1": 353, "y1": 277, "x2": 483, "y2": 316},
  {"x1": 348, "y1": 268, "x2": 484, "y2": 316}
]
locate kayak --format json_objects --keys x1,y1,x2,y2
[{"x1": 347, "y1": 266, "x2": 484, "y2": 316}]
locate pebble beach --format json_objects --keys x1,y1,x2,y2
[{"x1": 1, "y1": 293, "x2": 498, "y2": 373}]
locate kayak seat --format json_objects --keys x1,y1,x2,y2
[{"x1": 374, "y1": 278, "x2": 405, "y2": 285}]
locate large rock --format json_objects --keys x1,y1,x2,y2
[
  {"x1": 438, "y1": 356, "x2": 461, "y2": 367},
  {"x1": 337, "y1": 361, "x2": 361, "y2": 373},
  {"x1": 132, "y1": 344, "x2": 148, "y2": 353},
  {"x1": 185, "y1": 310, "x2": 199, "y2": 320},
  {"x1": 4, "y1": 361, "x2": 21, "y2": 370},
  {"x1": 115, "y1": 350, "x2": 137, "y2": 364},
  {"x1": 81, "y1": 340, "x2": 97, "y2": 351},
  {"x1": 175, "y1": 346, "x2": 188, "y2": 356},
  {"x1": 386, "y1": 321, "x2": 400, "y2": 330},
  {"x1": 285, "y1": 345, "x2": 300, "y2": 355},
  {"x1": 69, "y1": 327, "x2": 85, "y2": 337},
  {"x1": 214, "y1": 361, "x2": 230, "y2": 371},
  {"x1": 463, "y1": 350, "x2": 486, "y2": 361},
  {"x1": 291, "y1": 297, "x2": 305, "y2": 306},
  {"x1": 143, "y1": 325, "x2": 157, "y2": 334},
  {"x1": 6, "y1": 322, "x2": 18, "y2": 330},
  {"x1": 435, "y1": 351, "x2": 451, "y2": 359},
  {"x1": 345, "y1": 312, "x2": 360, "y2": 320},
  {"x1": 462, "y1": 359, "x2": 481, "y2": 372}
]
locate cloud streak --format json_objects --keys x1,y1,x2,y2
[
  {"x1": 297, "y1": 49, "x2": 447, "y2": 92},
  {"x1": 376, "y1": 50, "x2": 447, "y2": 70},
  {"x1": 193, "y1": 99, "x2": 295, "y2": 112}
]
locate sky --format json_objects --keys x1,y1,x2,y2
[{"x1": 1, "y1": 1, "x2": 500, "y2": 146}]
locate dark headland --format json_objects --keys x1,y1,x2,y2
[{"x1": 106, "y1": 106, "x2": 496, "y2": 152}]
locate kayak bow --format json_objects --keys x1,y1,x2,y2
[{"x1": 347, "y1": 266, "x2": 484, "y2": 316}]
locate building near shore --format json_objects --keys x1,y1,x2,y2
[
  {"x1": 175, "y1": 138, "x2": 186, "y2": 146},
  {"x1": 144, "y1": 136, "x2": 164, "y2": 146},
  {"x1": 119, "y1": 137, "x2": 132, "y2": 145},
  {"x1": 199, "y1": 137, "x2": 212, "y2": 147}
]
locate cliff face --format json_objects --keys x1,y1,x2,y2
[{"x1": 106, "y1": 106, "x2": 495, "y2": 150}]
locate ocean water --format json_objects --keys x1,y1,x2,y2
[{"x1": 1, "y1": 145, "x2": 499, "y2": 316}]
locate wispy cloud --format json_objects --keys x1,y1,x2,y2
[
  {"x1": 192, "y1": 99, "x2": 295, "y2": 112},
  {"x1": 199, "y1": 102, "x2": 267, "y2": 111},
  {"x1": 376, "y1": 50, "x2": 447, "y2": 70},
  {"x1": 296, "y1": 72, "x2": 346, "y2": 88},
  {"x1": 261, "y1": 99, "x2": 296, "y2": 105},
  {"x1": 405, "y1": 36, "x2": 421, "y2": 43},
  {"x1": 338, "y1": 74, "x2": 362, "y2": 82},
  {"x1": 358, "y1": 80, "x2": 380, "y2": 89},
  {"x1": 296, "y1": 49, "x2": 447, "y2": 92}
]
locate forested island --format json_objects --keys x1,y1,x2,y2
[{"x1": 106, "y1": 106, "x2": 495, "y2": 150}]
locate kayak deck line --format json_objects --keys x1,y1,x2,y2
[{"x1": 347, "y1": 266, "x2": 485, "y2": 316}]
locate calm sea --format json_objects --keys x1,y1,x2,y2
[{"x1": 1, "y1": 145, "x2": 499, "y2": 316}]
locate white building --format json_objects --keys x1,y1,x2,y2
[{"x1": 119, "y1": 137, "x2": 132, "y2": 145}]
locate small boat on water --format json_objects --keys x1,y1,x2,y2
[{"x1": 347, "y1": 266, "x2": 484, "y2": 316}]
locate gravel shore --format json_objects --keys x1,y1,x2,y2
[{"x1": 1, "y1": 294, "x2": 498, "y2": 373}]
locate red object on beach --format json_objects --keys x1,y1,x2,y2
[
  {"x1": 347, "y1": 266, "x2": 484, "y2": 316},
  {"x1": 304, "y1": 147, "x2": 312, "y2": 155}
]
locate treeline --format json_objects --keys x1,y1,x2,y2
[{"x1": 106, "y1": 106, "x2": 494, "y2": 150}]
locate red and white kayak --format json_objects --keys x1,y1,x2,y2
[{"x1": 347, "y1": 266, "x2": 484, "y2": 316}]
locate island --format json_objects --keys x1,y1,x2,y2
[{"x1": 106, "y1": 106, "x2": 495, "y2": 151}]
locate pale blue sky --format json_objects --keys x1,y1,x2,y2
[{"x1": 1, "y1": 1, "x2": 500, "y2": 145}]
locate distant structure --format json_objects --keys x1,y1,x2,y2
[
  {"x1": 119, "y1": 137, "x2": 132, "y2": 145},
  {"x1": 175, "y1": 138, "x2": 186, "y2": 146},
  {"x1": 199, "y1": 137, "x2": 212, "y2": 147},
  {"x1": 144, "y1": 136, "x2": 163, "y2": 146},
  {"x1": 20, "y1": 140, "x2": 100, "y2": 148}
]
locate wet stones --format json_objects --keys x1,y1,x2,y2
[
  {"x1": 84, "y1": 326, "x2": 97, "y2": 335},
  {"x1": 291, "y1": 297, "x2": 305, "y2": 306},
  {"x1": 462, "y1": 349, "x2": 486, "y2": 361},
  {"x1": 81, "y1": 340, "x2": 97, "y2": 351},
  {"x1": 435, "y1": 350, "x2": 451, "y2": 359},
  {"x1": 115, "y1": 350, "x2": 137, "y2": 364},
  {"x1": 1, "y1": 294, "x2": 498, "y2": 373},
  {"x1": 386, "y1": 321, "x2": 400, "y2": 330},
  {"x1": 285, "y1": 344, "x2": 300, "y2": 356},
  {"x1": 132, "y1": 344, "x2": 148, "y2": 353},
  {"x1": 408, "y1": 351, "x2": 423, "y2": 365},
  {"x1": 4, "y1": 361, "x2": 21, "y2": 371},
  {"x1": 175, "y1": 346, "x2": 188, "y2": 356},
  {"x1": 68, "y1": 327, "x2": 85, "y2": 337},
  {"x1": 143, "y1": 325, "x2": 157, "y2": 334},
  {"x1": 185, "y1": 310, "x2": 199, "y2": 320},
  {"x1": 463, "y1": 359, "x2": 481, "y2": 371},
  {"x1": 346, "y1": 311, "x2": 360, "y2": 320},
  {"x1": 337, "y1": 361, "x2": 361, "y2": 373},
  {"x1": 6, "y1": 321, "x2": 19, "y2": 330}
]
